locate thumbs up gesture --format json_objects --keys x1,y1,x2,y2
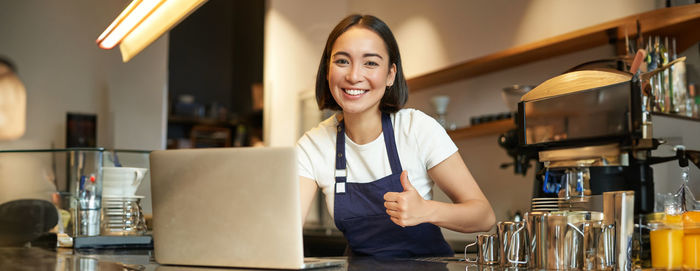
[{"x1": 383, "y1": 171, "x2": 431, "y2": 227}]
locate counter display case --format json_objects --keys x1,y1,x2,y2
[{"x1": 0, "y1": 148, "x2": 151, "y2": 241}]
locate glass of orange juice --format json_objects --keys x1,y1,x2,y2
[
  {"x1": 683, "y1": 211, "x2": 700, "y2": 269},
  {"x1": 650, "y1": 216, "x2": 684, "y2": 269}
]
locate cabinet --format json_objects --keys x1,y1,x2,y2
[{"x1": 410, "y1": 4, "x2": 700, "y2": 140}]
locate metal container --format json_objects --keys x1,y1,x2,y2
[
  {"x1": 604, "y1": 191, "x2": 635, "y2": 271},
  {"x1": 567, "y1": 219, "x2": 615, "y2": 270},
  {"x1": 69, "y1": 150, "x2": 103, "y2": 237},
  {"x1": 498, "y1": 221, "x2": 528, "y2": 267},
  {"x1": 527, "y1": 211, "x2": 567, "y2": 269},
  {"x1": 524, "y1": 211, "x2": 605, "y2": 270},
  {"x1": 466, "y1": 234, "x2": 500, "y2": 265}
]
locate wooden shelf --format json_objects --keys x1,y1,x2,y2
[
  {"x1": 447, "y1": 119, "x2": 516, "y2": 140},
  {"x1": 407, "y1": 4, "x2": 700, "y2": 92},
  {"x1": 444, "y1": 113, "x2": 698, "y2": 141}
]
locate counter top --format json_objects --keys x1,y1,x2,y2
[{"x1": 0, "y1": 247, "x2": 502, "y2": 271}]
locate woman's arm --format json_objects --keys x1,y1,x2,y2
[
  {"x1": 300, "y1": 176, "x2": 318, "y2": 224},
  {"x1": 383, "y1": 152, "x2": 495, "y2": 233}
]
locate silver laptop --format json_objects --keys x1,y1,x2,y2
[{"x1": 150, "y1": 147, "x2": 345, "y2": 269}]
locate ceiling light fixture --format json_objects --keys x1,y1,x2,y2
[{"x1": 97, "y1": 0, "x2": 208, "y2": 62}]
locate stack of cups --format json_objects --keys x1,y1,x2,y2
[{"x1": 101, "y1": 167, "x2": 148, "y2": 236}]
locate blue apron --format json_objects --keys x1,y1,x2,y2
[{"x1": 333, "y1": 113, "x2": 453, "y2": 258}]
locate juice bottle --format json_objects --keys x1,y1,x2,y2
[
  {"x1": 683, "y1": 211, "x2": 700, "y2": 269},
  {"x1": 650, "y1": 216, "x2": 684, "y2": 269}
]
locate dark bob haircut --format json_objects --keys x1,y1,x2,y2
[{"x1": 315, "y1": 14, "x2": 408, "y2": 113}]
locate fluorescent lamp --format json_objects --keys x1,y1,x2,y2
[{"x1": 97, "y1": 0, "x2": 208, "y2": 62}]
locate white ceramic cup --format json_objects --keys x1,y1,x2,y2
[{"x1": 102, "y1": 167, "x2": 147, "y2": 196}]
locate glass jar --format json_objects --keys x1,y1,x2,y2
[
  {"x1": 683, "y1": 211, "x2": 700, "y2": 269},
  {"x1": 649, "y1": 218, "x2": 684, "y2": 269}
]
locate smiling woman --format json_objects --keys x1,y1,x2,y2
[
  {"x1": 296, "y1": 14, "x2": 495, "y2": 258},
  {"x1": 326, "y1": 27, "x2": 396, "y2": 119}
]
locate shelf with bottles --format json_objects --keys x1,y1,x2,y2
[
  {"x1": 642, "y1": 32, "x2": 698, "y2": 122},
  {"x1": 406, "y1": 4, "x2": 700, "y2": 92}
]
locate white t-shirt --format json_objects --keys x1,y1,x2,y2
[{"x1": 296, "y1": 108, "x2": 458, "y2": 218}]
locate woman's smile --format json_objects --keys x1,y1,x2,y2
[{"x1": 342, "y1": 88, "x2": 368, "y2": 96}]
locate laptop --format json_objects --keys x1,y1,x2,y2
[{"x1": 149, "y1": 147, "x2": 345, "y2": 269}]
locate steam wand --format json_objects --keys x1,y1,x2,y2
[{"x1": 647, "y1": 146, "x2": 700, "y2": 212}]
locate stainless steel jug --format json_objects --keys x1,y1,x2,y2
[
  {"x1": 498, "y1": 221, "x2": 527, "y2": 267},
  {"x1": 567, "y1": 220, "x2": 615, "y2": 270},
  {"x1": 528, "y1": 211, "x2": 567, "y2": 269},
  {"x1": 466, "y1": 234, "x2": 499, "y2": 265},
  {"x1": 604, "y1": 191, "x2": 634, "y2": 271},
  {"x1": 519, "y1": 211, "x2": 605, "y2": 270}
]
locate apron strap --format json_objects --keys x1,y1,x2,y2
[
  {"x1": 335, "y1": 121, "x2": 347, "y2": 193},
  {"x1": 381, "y1": 113, "x2": 402, "y2": 175}
]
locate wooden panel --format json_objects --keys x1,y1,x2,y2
[
  {"x1": 447, "y1": 119, "x2": 515, "y2": 140},
  {"x1": 407, "y1": 4, "x2": 700, "y2": 92}
]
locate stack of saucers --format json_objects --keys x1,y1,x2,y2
[
  {"x1": 567, "y1": 196, "x2": 594, "y2": 211},
  {"x1": 101, "y1": 196, "x2": 147, "y2": 236},
  {"x1": 531, "y1": 197, "x2": 569, "y2": 212}
]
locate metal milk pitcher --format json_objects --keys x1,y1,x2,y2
[
  {"x1": 566, "y1": 220, "x2": 615, "y2": 270},
  {"x1": 524, "y1": 211, "x2": 582, "y2": 270},
  {"x1": 466, "y1": 234, "x2": 500, "y2": 265},
  {"x1": 498, "y1": 221, "x2": 528, "y2": 267}
]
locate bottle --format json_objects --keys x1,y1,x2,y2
[
  {"x1": 669, "y1": 38, "x2": 688, "y2": 116},
  {"x1": 660, "y1": 37, "x2": 670, "y2": 112},
  {"x1": 78, "y1": 174, "x2": 97, "y2": 209},
  {"x1": 233, "y1": 124, "x2": 246, "y2": 147},
  {"x1": 690, "y1": 84, "x2": 699, "y2": 118},
  {"x1": 663, "y1": 36, "x2": 686, "y2": 114},
  {"x1": 649, "y1": 37, "x2": 663, "y2": 112},
  {"x1": 77, "y1": 174, "x2": 100, "y2": 236}
]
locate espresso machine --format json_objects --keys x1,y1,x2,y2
[
  {"x1": 496, "y1": 68, "x2": 700, "y2": 270},
  {"x1": 499, "y1": 69, "x2": 698, "y2": 213}
]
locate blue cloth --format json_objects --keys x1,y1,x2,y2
[{"x1": 333, "y1": 113, "x2": 453, "y2": 258}]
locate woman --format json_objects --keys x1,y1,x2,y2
[{"x1": 296, "y1": 14, "x2": 495, "y2": 258}]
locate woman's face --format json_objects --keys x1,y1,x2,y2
[{"x1": 327, "y1": 26, "x2": 396, "y2": 115}]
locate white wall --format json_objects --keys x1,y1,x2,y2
[
  {"x1": 0, "y1": 0, "x2": 168, "y2": 214},
  {"x1": 263, "y1": 0, "x2": 348, "y2": 147},
  {"x1": 0, "y1": 0, "x2": 167, "y2": 151}
]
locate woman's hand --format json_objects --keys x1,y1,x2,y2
[{"x1": 383, "y1": 171, "x2": 432, "y2": 227}]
